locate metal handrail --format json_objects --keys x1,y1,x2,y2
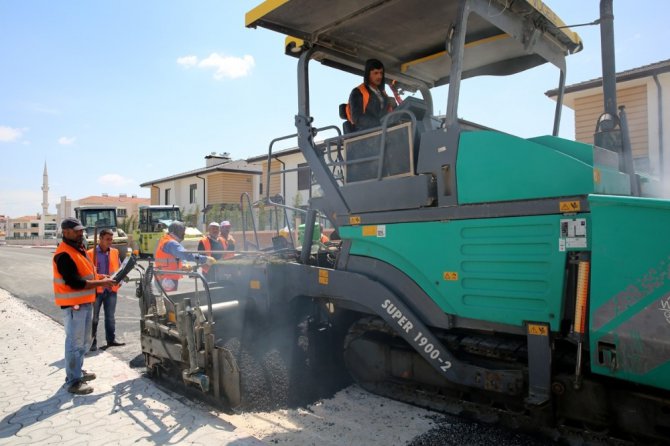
[
  {"x1": 239, "y1": 192, "x2": 260, "y2": 251},
  {"x1": 153, "y1": 266, "x2": 214, "y2": 324},
  {"x1": 378, "y1": 110, "x2": 417, "y2": 180},
  {"x1": 265, "y1": 125, "x2": 342, "y2": 202},
  {"x1": 320, "y1": 114, "x2": 417, "y2": 183}
]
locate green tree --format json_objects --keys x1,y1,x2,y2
[{"x1": 120, "y1": 215, "x2": 137, "y2": 233}]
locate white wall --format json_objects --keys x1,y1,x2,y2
[{"x1": 646, "y1": 72, "x2": 670, "y2": 178}]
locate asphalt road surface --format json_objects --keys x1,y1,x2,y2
[{"x1": 0, "y1": 244, "x2": 145, "y2": 367}]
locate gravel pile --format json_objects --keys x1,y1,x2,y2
[{"x1": 407, "y1": 414, "x2": 558, "y2": 446}]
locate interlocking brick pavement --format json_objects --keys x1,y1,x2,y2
[{"x1": 0, "y1": 289, "x2": 265, "y2": 445}]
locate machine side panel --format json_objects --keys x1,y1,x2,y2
[
  {"x1": 457, "y1": 132, "x2": 595, "y2": 204},
  {"x1": 589, "y1": 194, "x2": 670, "y2": 390},
  {"x1": 340, "y1": 214, "x2": 582, "y2": 330}
]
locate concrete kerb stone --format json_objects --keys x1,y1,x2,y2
[{"x1": 0, "y1": 289, "x2": 266, "y2": 445}]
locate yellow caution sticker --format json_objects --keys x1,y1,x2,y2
[
  {"x1": 318, "y1": 269, "x2": 329, "y2": 285},
  {"x1": 250, "y1": 280, "x2": 261, "y2": 290},
  {"x1": 527, "y1": 323, "x2": 549, "y2": 336},
  {"x1": 349, "y1": 216, "x2": 361, "y2": 225},
  {"x1": 559, "y1": 201, "x2": 580, "y2": 213},
  {"x1": 443, "y1": 272, "x2": 458, "y2": 281},
  {"x1": 593, "y1": 168, "x2": 602, "y2": 184},
  {"x1": 362, "y1": 225, "x2": 377, "y2": 237}
]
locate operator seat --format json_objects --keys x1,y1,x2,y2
[{"x1": 339, "y1": 103, "x2": 355, "y2": 134}]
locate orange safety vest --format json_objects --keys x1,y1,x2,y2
[
  {"x1": 320, "y1": 233, "x2": 329, "y2": 244},
  {"x1": 53, "y1": 242, "x2": 96, "y2": 307},
  {"x1": 199, "y1": 236, "x2": 228, "y2": 273},
  {"x1": 223, "y1": 235, "x2": 235, "y2": 259},
  {"x1": 154, "y1": 234, "x2": 182, "y2": 281},
  {"x1": 346, "y1": 84, "x2": 369, "y2": 124},
  {"x1": 86, "y1": 247, "x2": 121, "y2": 293}
]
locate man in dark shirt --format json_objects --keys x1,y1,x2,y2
[
  {"x1": 197, "y1": 222, "x2": 225, "y2": 281},
  {"x1": 54, "y1": 217, "x2": 115, "y2": 395},
  {"x1": 347, "y1": 58, "x2": 396, "y2": 132}
]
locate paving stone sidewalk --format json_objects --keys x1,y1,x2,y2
[{"x1": 0, "y1": 289, "x2": 265, "y2": 446}]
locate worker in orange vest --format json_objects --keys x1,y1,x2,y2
[
  {"x1": 346, "y1": 58, "x2": 396, "y2": 132},
  {"x1": 319, "y1": 223, "x2": 330, "y2": 244},
  {"x1": 53, "y1": 217, "x2": 116, "y2": 395},
  {"x1": 197, "y1": 221, "x2": 227, "y2": 280},
  {"x1": 155, "y1": 221, "x2": 215, "y2": 291},
  {"x1": 87, "y1": 228, "x2": 124, "y2": 352},
  {"x1": 220, "y1": 220, "x2": 236, "y2": 259}
]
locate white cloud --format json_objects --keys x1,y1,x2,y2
[
  {"x1": 177, "y1": 52, "x2": 255, "y2": 80},
  {"x1": 200, "y1": 53, "x2": 255, "y2": 79},
  {"x1": 58, "y1": 136, "x2": 76, "y2": 145},
  {"x1": 98, "y1": 174, "x2": 135, "y2": 187},
  {"x1": 177, "y1": 55, "x2": 198, "y2": 67},
  {"x1": 0, "y1": 126, "x2": 25, "y2": 143}
]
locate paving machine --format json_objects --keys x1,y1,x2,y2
[{"x1": 137, "y1": 1, "x2": 670, "y2": 443}]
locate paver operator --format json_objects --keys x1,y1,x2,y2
[{"x1": 346, "y1": 58, "x2": 396, "y2": 132}]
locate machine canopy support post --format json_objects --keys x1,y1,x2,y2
[
  {"x1": 599, "y1": 0, "x2": 618, "y2": 120},
  {"x1": 553, "y1": 69, "x2": 566, "y2": 137},
  {"x1": 444, "y1": 0, "x2": 469, "y2": 130},
  {"x1": 295, "y1": 49, "x2": 349, "y2": 222}
]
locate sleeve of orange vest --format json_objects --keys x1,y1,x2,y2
[{"x1": 349, "y1": 87, "x2": 364, "y2": 125}]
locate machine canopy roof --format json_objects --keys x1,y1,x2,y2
[{"x1": 246, "y1": 0, "x2": 582, "y2": 89}]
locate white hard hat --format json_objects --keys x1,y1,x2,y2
[{"x1": 208, "y1": 221, "x2": 220, "y2": 227}]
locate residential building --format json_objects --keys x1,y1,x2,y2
[
  {"x1": 0, "y1": 215, "x2": 7, "y2": 237},
  {"x1": 547, "y1": 59, "x2": 670, "y2": 177},
  {"x1": 139, "y1": 153, "x2": 261, "y2": 230},
  {"x1": 247, "y1": 147, "x2": 314, "y2": 209},
  {"x1": 7, "y1": 214, "x2": 57, "y2": 239}
]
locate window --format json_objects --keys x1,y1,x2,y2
[
  {"x1": 117, "y1": 208, "x2": 127, "y2": 218},
  {"x1": 165, "y1": 188, "x2": 171, "y2": 204},
  {"x1": 298, "y1": 163, "x2": 311, "y2": 191},
  {"x1": 189, "y1": 184, "x2": 197, "y2": 204}
]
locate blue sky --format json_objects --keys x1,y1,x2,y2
[{"x1": 1, "y1": 1, "x2": 668, "y2": 217}]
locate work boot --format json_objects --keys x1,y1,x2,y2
[
  {"x1": 103, "y1": 340, "x2": 126, "y2": 349},
  {"x1": 68, "y1": 381, "x2": 93, "y2": 395},
  {"x1": 81, "y1": 370, "x2": 97, "y2": 382}
]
